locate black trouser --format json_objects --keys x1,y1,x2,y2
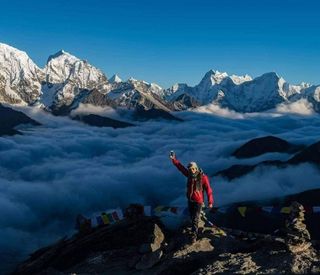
[{"x1": 188, "y1": 201, "x2": 202, "y2": 236}]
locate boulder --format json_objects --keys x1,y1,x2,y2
[
  {"x1": 139, "y1": 224, "x2": 165, "y2": 253},
  {"x1": 135, "y1": 249, "x2": 163, "y2": 270}
]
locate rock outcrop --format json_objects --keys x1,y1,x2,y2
[
  {"x1": 285, "y1": 202, "x2": 312, "y2": 253},
  {"x1": 0, "y1": 104, "x2": 40, "y2": 136},
  {"x1": 12, "y1": 203, "x2": 320, "y2": 275}
]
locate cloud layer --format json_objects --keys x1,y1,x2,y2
[{"x1": 1, "y1": 105, "x2": 320, "y2": 272}]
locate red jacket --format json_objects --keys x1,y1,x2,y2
[{"x1": 172, "y1": 159, "x2": 214, "y2": 205}]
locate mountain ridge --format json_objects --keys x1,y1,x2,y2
[{"x1": 1, "y1": 42, "x2": 320, "y2": 115}]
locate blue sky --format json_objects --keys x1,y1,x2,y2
[{"x1": 1, "y1": 0, "x2": 319, "y2": 87}]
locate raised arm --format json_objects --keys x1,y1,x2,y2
[
  {"x1": 203, "y1": 175, "x2": 214, "y2": 206},
  {"x1": 170, "y1": 154, "x2": 189, "y2": 177}
]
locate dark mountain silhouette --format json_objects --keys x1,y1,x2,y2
[
  {"x1": 232, "y1": 136, "x2": 302, "y2": 159},
  {"x1": 0, "y1": 104, "x2": 40, "y2": 136},
  {"x1": 216, "y1": 136, "x2": 318, "y2": 180},
  {"x1": 133, "y1": 105, "x2": 183, "y2": 121},
  {"x1": 72, "y1": 114, "x2": 135, "y2": 128},
  {"x1": 288, "y1": 141, "x2": 320, "y2": 165}
]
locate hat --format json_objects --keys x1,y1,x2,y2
[{"x1": 187, "y1": 162, "x2": 199, "y2": 170}]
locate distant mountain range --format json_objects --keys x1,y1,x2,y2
[{"x1": 1, "y1": 42, "x2": 320, "y2": 115}]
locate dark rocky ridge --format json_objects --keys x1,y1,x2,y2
[
  {"x1": 172, "y1": 93, "x2": 201, "y2": 110},
  {"x1": 215, "y1": 160, "x2": 284, "y2": 180},
  {"x1": 72, "y1": 114, "x2": 135, "y2": 128},
  {"x1": 216, "y1": 136, "x2": 318, "y2": 180},
  {"x1": 134, "y1": 105, "x2": 184, "y2": 121},
  {"x1": 0, "y1": 104, "x2": 40, "y2": 136},
  {"x1": 288, "y1": 141, "x2": 320, "y2": 165},
  {"x1": 232, "y1": 136, "x2": 302, "y2": 159}
]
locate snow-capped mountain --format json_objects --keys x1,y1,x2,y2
[
  {"x1": 1, "y1": 42, "x2": 320, "y2": 115},
  {"x1": 165, "y1": 70, "x2": 320, "y2": 112},
  {"x1": 109, "y1": 74, "x2": 122, "y2": 83},
  {"x1": 42, "y1": 50, "x2": 109, "y2": 112},
  {"x1": 41, "y1": 49, "x2": 170, "y2": 115},
  {"x1": 106, "y1": 78, "x2": 172, "y2": 111},
  {"x1": 0, "y1": 43, "x2": 44, "y2": 105}
]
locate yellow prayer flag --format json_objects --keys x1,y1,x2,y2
[
  {"x1": 280, "y1": 207, "x2": 291, "y2": 214},
  {"x1": 154, "y1": 205, "x2": 164, "y2": 212},
  {"x1": 238, "y1": 206, "x2": 247, "y2": 217},
  {"x1": 101, "y1": 213, "x2": 110, "y2": 224}
]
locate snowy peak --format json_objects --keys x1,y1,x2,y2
[
  {"x1": 230, "y1": 74, "x2": 252, "y2": 84},
  {"x1": 200, "y1": 69, "x2": 252, "y2": 86},
  {"x1": 46, "y1": 49, "x2": 73, "y2": 64},
  {"x1": 2, "y1": 42, "x2": 320, "y2": 114},
  {"x1": 0, "y1": 43, "x2": 43, "y2": 105},
  {"x1": 165, "y1": 70, "x2": 308, "y2": 112},
  {"x1": 42, "y1": 49, "x2": 109, "y2": 111},
  {"x1": 44, "y1": 49, "x2": 108, "y2": 87},
  {"x1": 109, "y1": 74, "x2": 122, "y2": 83},
  {"x1": 0, "y1": 43, "x2": 42, "y2": 74},
  {"x1": 168, "y1": 70, "x2": 252, "y2": 105},
  {"x1": 199, "y1": 70, "x2": 228, "y2": 87}
]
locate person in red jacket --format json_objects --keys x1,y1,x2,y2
[{"x1": 170, "y1": 151, "x2": 214, "y2": 242}]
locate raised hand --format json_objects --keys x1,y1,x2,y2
[{"x1": 169, "y1": 150, "x2": 176, "y2": 160}]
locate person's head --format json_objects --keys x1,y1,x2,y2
[{"x1": 187, "y1": 161, "x2": 199, "y2": 175}]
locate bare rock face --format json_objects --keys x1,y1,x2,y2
[
  {"x1": 139, "y1": 224, "x2": 165, "y2": 253},
  {"x1": 12, "y1": 217, "x2": 165, "y2": 275},
  {"x1": 285, "y1": 201, "x2": 311, "y2": 253},
  {"x1": 173, "y1": 238, "x2": 214, "y2": 258},
  {"x1": 172, "y1": 93, "x2": 201, "y2": 111},
  {"x1": 195, "y1": 252, "x2": 259, "y2": 275},
  {"x1": 135, "y1": 249, "x2": 163, "y2": 270},
  {"x1": 135, "y1": 224, "x2": 165, "y2": 270},
  {"x1": 283, "y1": 202, "x2": 320, "y2": 273},
  {"x1": 12, "y1": 204, "x2": 320, "y2": 275}
]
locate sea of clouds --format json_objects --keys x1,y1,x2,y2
[{"x1": 1, "y1": 102, "x2": 320, "y2": 272}]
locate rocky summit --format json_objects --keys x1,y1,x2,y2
[{"x1": 13, "y1": 203, "x2": 320, "y2": 275}]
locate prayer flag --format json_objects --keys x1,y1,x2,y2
[
  {"x1": 280, "y1": 207, "x2": 291, "y2": 214},
  {"x1": 154, "y1": 205, "x2": 164, "y2": 212},
  {"x1": 101, "y1": 213, "x2": 110, "y2": 224},
  {"x1": 238, "y1": 206, "x2": 247, "y2": 217}
]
